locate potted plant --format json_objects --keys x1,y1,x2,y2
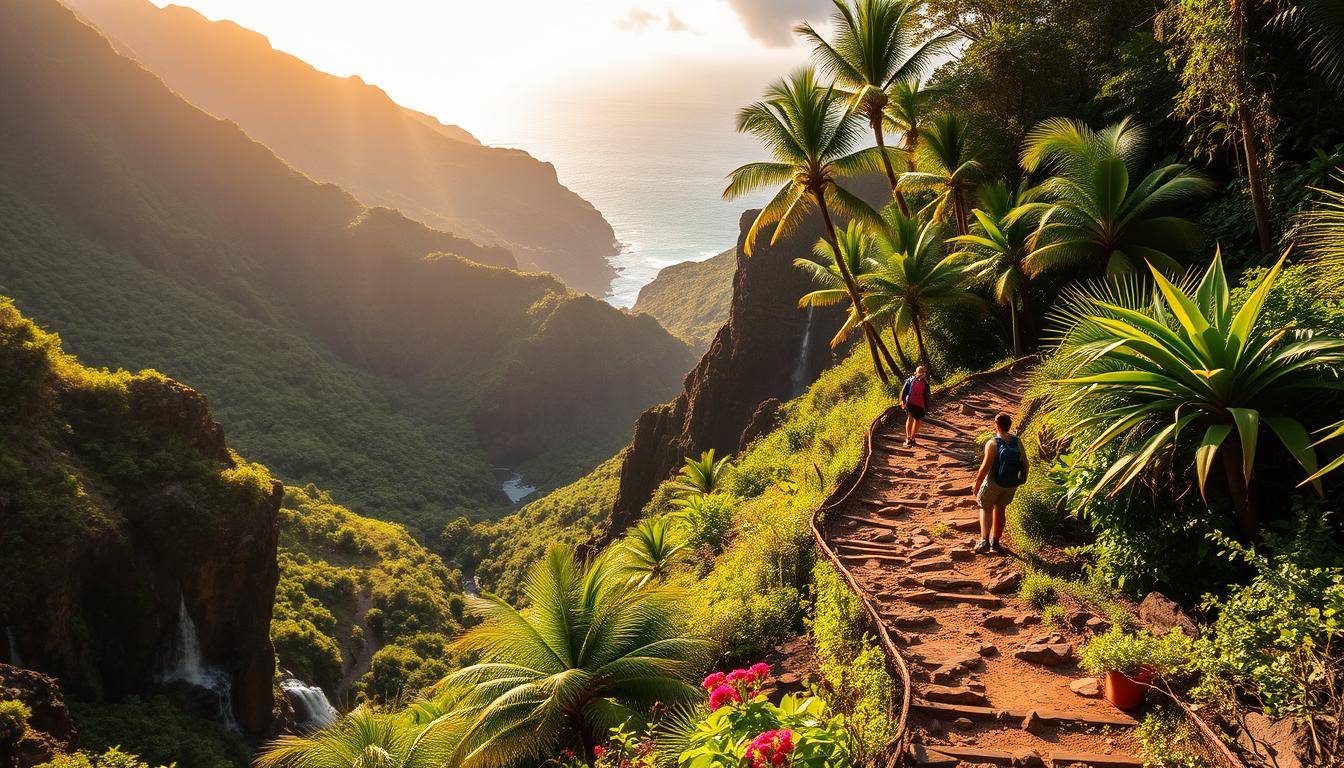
[{"x1": 1080, "y1": 629, "x2": 1191, "y2": 710}]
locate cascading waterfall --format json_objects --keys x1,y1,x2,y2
[
  {"x1": 280, "y1": 675, "x2": 338, "y2": 732},
  {"x1": 5, "y1": 627, "x2": 22, "y2": 668},
  {"x1": 162, "y1": 591, "x2": 237, "y2": 730},
  {"x1": 789, "y1": 306, "x2": 816, "y2": 398}
]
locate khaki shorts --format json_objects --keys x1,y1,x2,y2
[{"x1": 977, "y1": 479, "x2": 1017, "y2": 510}]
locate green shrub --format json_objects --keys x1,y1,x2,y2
[
  {"x1": 1080, "y1": 629, "x2": 1194, "y2": 678},
  {"x1": 678, "y1": 693, "x2": 852, "y2": 768},
  {"x1": 0, "y1": 699, "x2": 30, "y2": 744},
  {"x1": 69, "y1": 697, "x2": 247, "y2": 768},
  {"x1": 1041, "y1": 604, "x2": 1065, "y2": 629},
  {"x1": 674, "y1": 494, "x2": 738, "y2": 556},
  {"x1": 1018, "y1": 570, "x2": 1057, "y2": 609},
  {"x1": 270, "y1": 618, "x2": 342, "y2": 693},
  {"x1": 37, "y1": 747, "x2": 167, "y2": 768},
  {"x1": 1135, "y1": 705, "x2": 1211, "y2": 768}
]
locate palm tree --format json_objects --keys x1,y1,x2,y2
[
  {"x1": 256, "y1": 705, "x2": 458, "y2": 768},
  {"x1": 1018, "y1": 117, "x2": 1215, "y2": 276},
  {"x1": 726, "y1": 67, "x2": 897, "y2": 383},
  {"x1": 1270, "y1": 0, "x2": 1344, "y2": 91},
  {"x1": 793, "y1": 222, "x2": 903, "y2": 374},
  {"x1": 442, "y1": 547, "x2": 708, "y2": 767},
  {"x1": 1047, "y1": 254, "x2": 1344, "y2": 539},
  {"x1": 619, "y1": 517, "x2": 689, "y2": 588},
  {"x1": 897, "y1": 112, "x2": 981, "y2": 235},
  {"x1": 669, "y1": 449, "x2": 731, "y2": 502},
  {"x1": 794, "y1": 0, "x2": 959, "y2": 213},
  {"x1": 948, "y1": 181, "x2": 1041, "y2": 356},
  {"x1": 1302, "y1": 176, "x2": 1344, "y2": 297},
  {"x1": 884, "y1": 78, "x2": 935, "y2": 156},
  {"x1": 863, "y1": 211, "x2": 985, "y2": 377}
]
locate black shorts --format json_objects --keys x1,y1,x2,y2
[{"x1": 907, "y1": 404, "x2": 926, "y2": 419}]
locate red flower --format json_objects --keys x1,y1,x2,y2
[
  {"x1": 744, "y1": 729, "x2": 794, "y2": 768},
  {"x1": 701, "y1": 671, "x2": 726, "y2": 691},
  {"x1": 593, "y1": 747, "x2": 606, "y2": 758},
  {"x1": 749, "y1": 662, "x2": 771, "y2": 681}
]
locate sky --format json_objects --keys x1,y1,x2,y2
[{"x1": 148, "y1": 0, "x2": 834, "y2": 140}]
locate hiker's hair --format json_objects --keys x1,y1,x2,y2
[{"x1": 995, "y1": 412, "x2": 1012, "y2": 431}]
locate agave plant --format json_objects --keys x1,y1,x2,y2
[
  {"x1": 669, "y1": 449, "x2": 732, "y2": 502},
  {"x1": 256, "y1": 704, "x2": 459, "y2": 768},
  {"x1": 1017, "y1": 117, "x2": 1215, "y2": 276},
  {"x1": 726, "y1": 67, "x2": 898, "y2": 382},
  {"x1": 441, "y1": 547, "x2": 708, "y2": 767},
  {"x1": 620, "y1": 517, "x2": 690, "y2": 588},
  {"x1": 1050, "y1": 253, "x2": 1344, "y2": 539}
]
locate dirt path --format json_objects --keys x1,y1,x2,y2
[{"x1": 821, "y1": 369, "x2": 1146, "y2": 767}]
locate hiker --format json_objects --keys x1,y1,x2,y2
[
  {"x1": 971, "y1": 412, "x2": 1028, "y2": 555},
  {"x1": 900, "y1": 365, "x2": 931, "y2": 447}
]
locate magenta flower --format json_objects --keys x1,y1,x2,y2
[
  {"x1": 726, "y1": 668, "x2": 752, "y2": 684},
  {"x1": 701, "y1": 671, "x2": 726, "y2": 691},
  {"x1": 592, "y1": 746, "x2": 606, "y2": 758},
  {"x1": 707, "y1": 683, "x2": 741, "y2": 711},
  {"x1": 745, "y1": 729, "x2": 794, "y2": 768},
  {"x1": 749, "y1": 662, "x2": 770, "y2": 680}
]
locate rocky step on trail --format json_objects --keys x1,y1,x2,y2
[{"x1": 820, "y1": 369, "x2": 1148, "y2": 768}]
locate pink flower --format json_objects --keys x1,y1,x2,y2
[
  {"x1": 745, "y1": 729, "x2": 794, "y2": 768},
  {"x1": 701, "y1": 671, "x2": 726, "y2": 691},
  {"x1": 707, "y1": 683, "x2": 742, "y2": 711},
  {"x1": 749, "y1": 662, "x2": 770, "y2": 681},
  {"x1": 593, "y1": 747, "x2": 606, "y2": 758},
  {"x1": 726, "y1": 668, "x2": 752, "y2": 684}
]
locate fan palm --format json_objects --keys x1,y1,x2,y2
[
  {"x1": 1017, "y1": 117, "x2": 1215, "y2": 276},
  {"x1": 794, "y1": 0, "x2": 959, "y2": 213},
  {"x1": 726, "y1": 67, "x2": 896, "y2": 382},
  {"x1": 863, "y1": 211, "x2": 985, "y2": 377},
  {"x1": 256, "y1": 705, "x2": 458, "y2": 768},
  {"x1": 1270, "y1": 0, "x2": 1344, "y2": 92},
  {"x1": 793, "y1": 222, "x2": 903, "y2": 374},
  {"x1": 897, "y1": 112, "x2": 982, "y2": 235},
  {"x1": 949, "y1": 181, "x2": 1042, "y2": 356},
  {"x1": 1302, "y1": 176, "x2": 1344, "y2": 297},
  {"x1": 442, "y1": 547, "x2": 708, "y2": 768},
  {"x1": 619, "y1": 517, "x2": 689, "y2": 588},
  {"x1": 1049, "y1": 253, "x2": 1344, "y2": 539}
]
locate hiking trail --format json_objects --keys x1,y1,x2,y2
[{"x1": 818, "y1": 367, "x2": 1148, "y2": 768}]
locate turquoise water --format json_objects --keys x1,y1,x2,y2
[{"x1": 478, "y1": 82, "x2": 776, "y2": 307}]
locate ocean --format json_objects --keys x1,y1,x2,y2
[{"x1": 476, "y1": 79, "x2": 778, "y2": 307}]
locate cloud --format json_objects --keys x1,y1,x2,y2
[
  {"x1": 616, "y1": 8, "x2": 660, "y2": 30},
  {"x1": 666, "y1": 10, "x2": 689, "y2": 32},
  {"x1": 724, "y1": 0, "x2": 832, "y2": 46}
]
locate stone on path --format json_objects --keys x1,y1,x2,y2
[
  {"x1": 986, "y1": 572, "x2": 1022, "y2": 594},
  {"x1": 923, "y1": 684, "x2": 991, "y2": 706},
  {"x1": 1070, "y1": 677, "x2": 1101, "y2": 698},
  {"x1": 1015, "y1": 642, "x2": 1074, "y2": 666},
  {"x1": 1021, "y1": 710, "x2": 1046, "y2": 734}
]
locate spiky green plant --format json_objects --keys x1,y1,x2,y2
[
  {"x1": 949, "y1": 181, "x2": 1042, "y2": 356},
  {"x1": 255, "y1": 705, "x2": 458, "y2": 768},
  {"x1": 862, "y1": 211, "x2": 985, "y2": 376},
  {"x1": 1270, "y1": 0, "x2": 1344, "y2": 92},
  {"x1": 794, "y1": 0, "x2": 958, "y2": 211},
  {"x1": 1048, "y1": 253, "x2": 1344, "y2": 539},
  {"x1": 726, "y1": 67, "x2": 898, "y2": 382},
  {"x1": 620, "y1": 517, "x2": 690, "y2": 588},
  {"x1": 441, "y1": 547, "x2": 708, "y2": 767},
  {"x1": 1302, "y1": 177, "x2": 1344, "y2": 297},
  {"x1": 1017, "y1": 117, "x2": 1215, "y2": 276},
  {"x1": 897, "y1": 112, "x2": 982, "y2": 235},
  {"x1": 669, "y1": 449, "x2": 732, "y2": 503}
]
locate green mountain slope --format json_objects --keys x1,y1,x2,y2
[
  {"x1": 0, "y1": 0, "x2": 694, "y2": 535},
  {"x1": 632, "y1": 249, "x2": 736, "y2": 353},
  {"x1": 62, "y1": 0, "x2": 619, "y2": 294}
]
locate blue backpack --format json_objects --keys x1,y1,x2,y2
[{"x1": 991, "y1": 435, "x2": 1026, "y2": 487}]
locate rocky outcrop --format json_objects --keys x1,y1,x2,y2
[
  {"x1": 0, "y1": 665, "x2": 76, "y2": 768},
  {"x1": 602, "y1": 207, "x2": 853, "y2": 538},
  {"x1": 0, "y1": 302, "x2": 283, "y2": 739}
]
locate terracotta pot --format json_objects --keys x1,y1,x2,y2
[{"x1": 1104, "y1": 667, "x2": 1153, "y2": 710}]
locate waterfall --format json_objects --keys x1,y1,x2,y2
[
  {"x1": 5, "y1": 627, "x2": 22, "y2": 668},
  {"x1": 280, "y1": 676, "x2": 338, "y2": 732},
  {"x1": 790, "y1": 306, "x2": 816, "y2": 397},
  {"x1": 162, "y1": 592, "x2": 237, "y2": 730}
]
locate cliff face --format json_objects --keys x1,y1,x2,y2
[
  {"x1": 63, "y1": 0, "x2": 619, "y2": 294},
  {"x1": 605, "y1": 209, "x2": 849, "y2": 537},
  {"x1": 632, "y1": 248, "x2": 737, "y2": 354},
  {"x1": 0, "y1": 300, "x2": 282, "y2": 738},
  {"x1": 0, "y1": 665, "x2": 76, "y2": 768}
]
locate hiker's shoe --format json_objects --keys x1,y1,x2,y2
[
  {"x1": 988, "y1": 540, "x2": 1004, "y2": 555},
  {"x1": 903, "y1": 439, "x2": 912, "y2": 448},
  {"x1": 973, "y1": 539, "x2": 991, "y2": 555}
]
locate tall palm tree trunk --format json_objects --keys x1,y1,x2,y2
[
  {"x1": 1239, "y1": 105, "x2": 1273, "y2": 255},
  {"x1": 890, "y1": 321, "x2": 914, "y2": 372},
  {"x1": 1009, "y1": 299, "x2": 1021, "y2": 357},
  {"x1": 952, "y1": 187, "x2": 969, "y2": 236},
  {"x1": 870, "y1": 111, "x2": 910, "y2": 216},
  {"x1": 911, "y1": 310, "x2": 935, "y2": 380},
  {"x1": 814, "y1": 188, "x2": 892, "y2": 384}
]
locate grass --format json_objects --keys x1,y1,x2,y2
[{"x1": 929, "y1": 522, "x2": 956, "y2": 539}]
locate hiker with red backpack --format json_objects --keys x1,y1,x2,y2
[
  {"x1": 971, "y1": 412, "x2": 1028, "y2": 555},
  {"x1": 899, "y1": 366, "x2": 931, "y2": 448}
]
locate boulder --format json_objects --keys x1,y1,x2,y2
[
  {"x1": 1236, "y1": 712, "x2": 1312, "y2": 768},
  {"x1": 0, "y1": 664, "x2": 75, "y2": 768},
  {"x1": 987, "y1": 572, "x2": 1022, "y2": 594},
  {"x1": 1138, "y1": 592, "x2": 1201, "y2": 638}
]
